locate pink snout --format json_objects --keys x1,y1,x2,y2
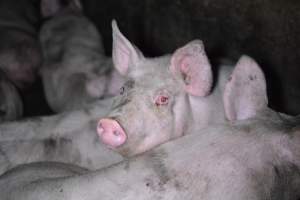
[{"x1": 97, "y1": 118, "x2": 127, "y2": 148}]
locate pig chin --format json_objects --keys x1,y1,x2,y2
[
  {"x1": 114, "y1": 142, "x2": 150, "y2": 157},
  {"x1": 115, "y1": 132, "x2": 172, "y2": 157},
  {"x1": 109, "y1": 127, "x2": 151, "y2": 157}
]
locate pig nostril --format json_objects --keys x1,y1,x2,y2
[
  {"x1": 97, "y1": 123, "x2": 104, "y2": 134},
  {"x1": 113, "y1": 131, "x2": 120, "y2": 136}
]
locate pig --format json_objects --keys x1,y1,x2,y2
[
  {"x1": 39, "y1": 0, "x2": 125, "y2": 112},
  {"x1": 1, "y1": 55, "x2": 299, "y2": 200},
  {"x1": 0, "y1": 20, "x2": 237, "y2": 174},
  {"x1": 0, "y1": 23, "x2": 232, "y2": 174},
  {"x1": 0, "y1": 71, "x2": 23, "y2": 121},
  {"x1": 0, "y1": 0, "x2": 42, "y2": 89},
  {"x1": 97, "y1": 20, "x2": 232, "y2": 156}
]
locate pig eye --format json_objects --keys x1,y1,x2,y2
[
  {"x1": 155, "y1": 95, "x2": 169, "y2": 106},
  {"x1": 119, "y1": 86, "x2": 125, "y2": 95}
]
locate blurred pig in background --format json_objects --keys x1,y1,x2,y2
[
  {"x1": 40, "y1": 0, "x2": 124, "y2": 113},
  {"x1": 0, "y1": 0, "x2": 41, "y2": 89},
  {"x1": 0, "y1": 0, "x2": 42, "y2": 121}
]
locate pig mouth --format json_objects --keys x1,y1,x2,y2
[{"x1": 97, "y1": 117, "x2": 127, "y2": 148}]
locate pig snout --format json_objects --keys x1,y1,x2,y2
[{"x1": 97, "y1": 118, "x2": 127, "y2": 148}]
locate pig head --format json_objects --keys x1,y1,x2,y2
[{"x1": 98, "y1": 20, "x2": 231, "y2": 156}]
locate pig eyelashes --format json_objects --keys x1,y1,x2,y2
[
  {"x1": 154, "y1": 94, "x2": 169, "y2": 106},
  {"x1": 119, "y1": 80, "x2": 135, "y2": 95}
]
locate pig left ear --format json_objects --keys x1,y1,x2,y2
[
  {"x1": 223, "y1": 55, "x2": 268, "y2": 121},
  {"x1": 112, "y1": 20, "x2": 144, "y2": 76},
  {"x1": 170, "y1": 40, "x2": 213, "y2": 97}
]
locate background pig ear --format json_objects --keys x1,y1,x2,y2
[
  {"x1": 112, "y1": 20, "x2": 144, "y2": 76},
  {"x1": 170, "y1": 40, "x2": 213, "y2": 97},
  {"x1": 68, "y1": 0, "x2": 82, "y2": 11},
  {"x1": 41, "y1": 0, "x2": 61, "y2": 17},
  {"x1": 41, "y1": 0, "x2": 82, "y2": 18},
  {"x1": 223, "y1": 55, "x2": 268, "y2": 121}
]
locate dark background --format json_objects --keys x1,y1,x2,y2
[{"x1": 78, "y1": 0, "x2": 300, "y2": 116}]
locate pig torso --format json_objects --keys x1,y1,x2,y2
[{"x1": 0, "y1": 99, "x2": 123, "y2": 175}]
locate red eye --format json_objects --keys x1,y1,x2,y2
[{"x1": 155, "y1": 95, "x2": 169, "y2": 106}]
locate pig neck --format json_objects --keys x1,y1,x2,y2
[{"x1": 184, "y1": 65, "x2": 232, "y2": 135}]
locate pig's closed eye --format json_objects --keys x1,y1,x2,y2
[{"x1": 155, "y1": 95, "x2": 169, "y2": 106}]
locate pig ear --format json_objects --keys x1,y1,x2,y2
[
  {"x1": 170, "y1": 40, "x2": 213, "y2": 97},
  {"x1": 112, "y1": 20, "x2": 144, "y2": 76},
  {"x1": 223, "y1": 55, "x2": 268, "y2": 121},
  {"x1": 68, "y1": 0, "x2": 82, "y2": 11},
  {"x1": 41, "y1": 0, "x2": 82, "y2": 17},
  {"x1": 41, "y1": 0, "x2": 61, "y2": 17}
]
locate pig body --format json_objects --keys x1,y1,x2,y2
[
  {"x1": 1, "y1": 58, "x2": 299, "y2": 199},
  {"x1": 0, "y1": 98, "x2": 123, "y2": 175},
  {"x1": 0, "y1": 0, "x2": 41, "y2": 88},
  {"x1": 39, "y1": 1, "x2": 124, "y2": 112},
  {"x1": 0, "y1": 71, "x2": 23, "y2": 122}
]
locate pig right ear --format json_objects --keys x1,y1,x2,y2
[
  {"x1": 170, "y1": 40, "x2": 213, "y2": 97},
  {"x1": 223, "y1": 55, "x2": 268, "y2": 121},
  {"x1": 112, "y1": 20, "x2": 144, "y2": 75}
]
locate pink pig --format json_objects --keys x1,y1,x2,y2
[{"x1": 98, "y1": 20, "x2": 232, "y2": 156}]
